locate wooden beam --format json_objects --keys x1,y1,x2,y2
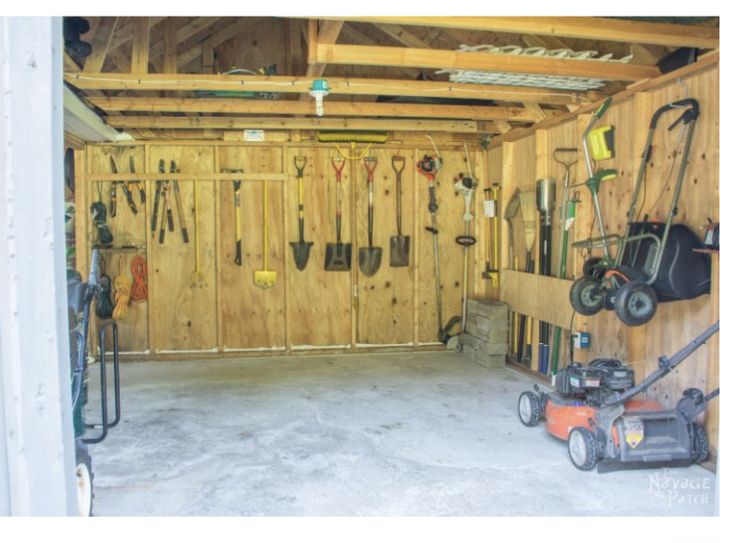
[
  {"x1": 315, "y1": 43, "x2": 659, "y2": 82},
  {"x1": 64, "y1": 52, "x2": 81, "y2": 73},
  {"x1": 522, "y1": 102, "x2": 546, "y2": 122},
  {"x1": 163, "y1": 18, "x2": 177, "y2": 73},
  {"x1": 305, "y1": 19, "x2": 345, "y2": 79},
  {"x1": 341, "y1": 23, "x2": 422, "y2": 79},
  {"x1": 327, "y1": 16, "x2": 719, "y2": 49},
  {"x1": 66, "y1": 73, "x2": 597, "y2": 106},
  {"x1": 104, "y1": 115, "x2": 481, "y2": 133},
  {"x1": 83, "y1": 17, "x2": 119, "y2": 73},
  {"x1": 131, "y1": 18, "x2": 151, "y2": 74},
  {"x1": 88, "y1": 96, "x2": 537, "y2": 122},
  {"x1": 107, "y1": 16, "x2": 166, "y2": 53},
  {"x1": 373, "y1": 23, "x2": 430, "y2": 48},
  {"x1": 489, "y1": 50, "x2": 719, "y2": 147}
]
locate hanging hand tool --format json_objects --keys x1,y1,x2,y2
[
  {"x1": 325, "y1": 156, "x2": 351, "y2": 271},
  {"x1": 110, "y1": 157, "x2": 137, "y2": 215},
  {"x1": 517, "y1": 191, "x2": 537, "y2": 366},
  {"x1": 222, "y1": 168, "x2": 245, "y2": 266},
  {"x1": 550, "y1": 148, "x2": 579, "y2": 374},
  {"x1": 151, "y1": 160, "x2": 164, "y2": 239},
  {"x1": 289, "y1": 156, "x2": 313, "y2": 271},
  {"x1": 189, "y1": 178, "x2": 206, "y2": 288},
  {"x1": 129, "y1": 156, "x2": 145, "y2": 205},
  {"x1": 358, "y1": 155, "x2": 383, "y2": 277},
  {"x1": 170, "y1": 161, "x2": 189, "y2": 244},
  {"x1": 482, "y1": 184, "x2": 501, "y2": 286},
  {"x1": 504, "y1": 189, "x2": 522, "y2": 361},
  {"x1": 417, "y1": 152, "x2": 446, "y2": 342},
  {"x1": 110, "y1": 181, "x2": 118, "y2": 218},
  {"x1": 165, "y1": 181, "x2": 174, "y2": 232},
  {"x1": 536, "y1": 178, "x2": 556, "y2": 375},
  {"x1": 158, "y1": 178, "x2": 171, "y2": 244},
  {"x1": 254, "y1": 180, "x2": 277, "y2": 289},
  {"x1": 389, "y1": 155, "x2": 410, "y2": 267}
]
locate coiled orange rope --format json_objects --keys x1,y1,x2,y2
[
  {"x1": 130, "y1": 255, "x2": 148, "y2": 302},
  {"x1": 112, "y1": 258, "x2": 131, "y2": 321}
]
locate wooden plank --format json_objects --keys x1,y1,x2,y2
[
  {"x1": 87, "y1": 145, "x2": 149, "y2": 353},
  {"x1": 285, "y1": 147, "x2": 353, "y2": 347},
  {"x1": 490, "y1": 52, "x2": 719, "y2": 147},
  {"x1": 218, "y1": 146, "x2": 287, "y2": 349},
  {"x1": 355, "y1": 148, "x2": 415, "y2": 345},
  {"x1": 89, "y1": 96, "x2": 536, "y2": 122},
  {"x1": 373, "y1": 23, "x2": 430, "y2": 48},
  {"x1": 417, "y1": 149, "x2": 473, "y2": 343},
  {"x1": 83, "y1": 17, "x2": 119, "y2": 73},
  {"x1": 65, "y1": 72, "x2": 594, "y2": 106},
  {"x1": 304, "y1": 20, "x2": 345, "y2": 88},
  {"x1": 131, "y1": 17, "x2": 151, "y2": 74},
  {"x1": 315, "y1": 43, "x2": 660, "y2": 82},
  {"x1": 499, "y1": 270, "x2": 574, "y2": 329},
  {"x1": 104, "y1": 115, "x2": 481, "y2": 133},
  {"x1": 148, "y1": 146, "x2": 218, "y2": 352},
  {"x1": 163, "y1": 18, "x2": 177, "y2": 74},
  {"x1": 328, "y1": 16, "x2": 719, "y2": 49}
]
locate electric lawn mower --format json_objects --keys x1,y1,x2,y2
[
  {"x1": 570, "y1": 98, "x2": 711, "y2": 326},
  {"x1": 517, "y1": 321, "x2": 719, "y2": 472}
]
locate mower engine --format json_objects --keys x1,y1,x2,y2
[{"x1": 554, "y1": 358, "x2": 635, "y2": 406}]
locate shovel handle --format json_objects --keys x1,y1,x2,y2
[
  {"x1": 393, "y1": 156, "x2": 405, "y2": 236},
  {"x1": 294, "y1": 155, "x2": 307, "y2": 178}
]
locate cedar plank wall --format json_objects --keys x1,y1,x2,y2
[
  {"x1": 492, "y1": 64, "x2": 719, "y2": 452},
  {"x1": 80, "y1": 139, "x2": 489, "y2": 355}
]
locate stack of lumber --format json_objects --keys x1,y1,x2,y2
[{"x1": 460, "y1": 299, "x2": 509, "y2": 369}]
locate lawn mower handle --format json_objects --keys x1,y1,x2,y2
[{"x1": 604, "y1": 321, "x2": 719, "y2": 408}]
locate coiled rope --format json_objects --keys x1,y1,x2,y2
[
  {"x1": 130, "y1": 255, "x2": 148, "y2": 302},
  {"x1": 112, "y1": 258, "x2": 132, "y2": 320}
]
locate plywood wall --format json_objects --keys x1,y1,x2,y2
[
  {"x1": 496, "y1": 63, "x2": 720, "y2": 450},
  {"x1": 80, "y1": 138, "x2": 490, "y2": 356}
]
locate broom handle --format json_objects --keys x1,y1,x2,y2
[{"x1": 263, "y1": 180, "x2": 269, "y2": 270}]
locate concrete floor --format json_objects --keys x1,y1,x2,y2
[{"x1": 85, "y1": 351, "x2": 717, "y2": 516}]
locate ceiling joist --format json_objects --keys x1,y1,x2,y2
[
  {"x1": 87, "y1": 96, "x2": 538, "y2": 122},
  {"x1": 65, "y1": 73, "x2": 597, "y2": 106},
  {"x1": 315, "y1": 43, "x2": 660, "y2": 82},
  {"x1": 327, "y1": 16, "x2": 719, "y2": 49},
  {"x1": 104, "y1": 115, "x2": 486, "y2": 133}
]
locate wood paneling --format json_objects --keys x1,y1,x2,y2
[{"x1": 218, "y1": 146, "x2": 286, "y2": 350}]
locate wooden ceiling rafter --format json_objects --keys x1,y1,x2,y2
[
  {"x1": 324, "y1": 16, "x2": 719, "y2": 49},
  {"x1": 87, "y1": 96, "x2": 539, "y2": 122},
  {"x1": 66, "y1": 72, "x2": 596, "y2": 106}
]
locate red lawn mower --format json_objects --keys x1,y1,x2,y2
[{"x1": 517, "y1": 322, "x2": 719, "y2": 472}]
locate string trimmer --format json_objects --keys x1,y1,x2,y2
[
  {"x1": 447, "y1": 167, "x2": 477, "y2": 351},
  {"x1": 289, "y1": 156, "x2": 313, "y2": 271},
  {"x1": 417, "y1": 152, "x2": 447, "y2": 343}
]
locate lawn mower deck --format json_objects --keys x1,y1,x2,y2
[{"x1": 517, "y1": 322, "x2": 719, "y2": 472}]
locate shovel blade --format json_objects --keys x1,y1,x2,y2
[
  {"x1": 290, "y1": 240, "x2": 313, "y2": 271},
  {"x1": 389, "y1": 235, "x2": 410, "y2": 267},
  {"x1": 325, "y1": 242, "x2": 352, "y2": 271},
  {"x1": 254, "y1": 270, "x2": 277, "y2": 289},
  {"x1": 358, "y1": 247, "x2": 383, "y2": 277}
]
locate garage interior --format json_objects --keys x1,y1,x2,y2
[{"x1": 55, "y1": 15, "x2": 721, "y2": 516}]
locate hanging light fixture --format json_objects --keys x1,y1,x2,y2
[{"x1": 309, "y1": 79, "x2": 330, "y2": 116}]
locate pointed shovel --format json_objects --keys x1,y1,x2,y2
[
  {"x1": 389, "y1": 155, "x2": 410, "y2": 267},
  {"x1": 358, "y1": 155, "x2": 382, "y2": 277},
  {"x1": 289, "y1": 156, "x2": 313, "y2": 271}
]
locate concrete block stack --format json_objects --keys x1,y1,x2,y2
[{"x1": 460, "y1": 299, "x2": 509, "y2": 369}]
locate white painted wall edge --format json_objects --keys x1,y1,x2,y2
[{"x1": 0, "y1": 17, "x2": 76, "y2": 515}]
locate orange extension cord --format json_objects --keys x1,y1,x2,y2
[{"x1": 130, "y1": 255, "x2": 148, "y2": 302}]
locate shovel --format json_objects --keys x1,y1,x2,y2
[
  {"x1": 325, "y1": 157, "x2": 351, "y2": 271},
  {"x1": 289, "y1": 156, "x2": 313, "y2": 271},
  {"x1": 358, "y1": 155, "x2": 382, "y2": 277},
  {"x1": 389, "y1": 155, "x2": 410, "y2": 267},
  {"x1": 254, "y1": 179, "x2": 276, "y2": 289}
]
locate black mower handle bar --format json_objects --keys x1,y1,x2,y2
[{"x1": 649, "y1": 98, "x2": 700, "y2": 131}]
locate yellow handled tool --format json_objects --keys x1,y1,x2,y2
[{"x1": 254, "y1": 180, "x2": 276, "y2": 289}]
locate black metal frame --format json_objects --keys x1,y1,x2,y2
[{"x1": 82, "y1": 319, "x2": 121, "y2": 445}]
